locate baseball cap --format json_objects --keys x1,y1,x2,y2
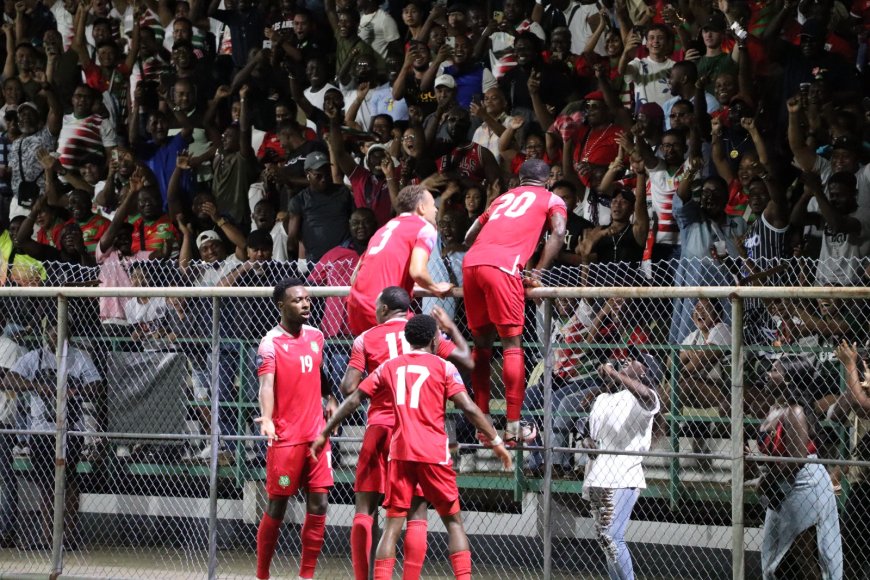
[
  {"x1": 446, "y1": 3, "x2": 466, "y2": 14},
  {"x1": 434, "y1": 74, "x2": 456, "y2": 89},
  {"x1": 18, "y1": 102, "x2": 39, "y2": 114},
  {"x1": 831, "y1": 135, "x2": 861, "y2": 154},
  {"x1": 196, "y1": 230, "x2": 221, "y2": 250},
  {"x1": 627, "y1": 345, "x2": 664, "y2": 389},
  {"x1": 304, "y1": 151, "x2": 330, "y2": 171},
  {"x1": 702, "y1": 10, "x2": 727, "y2": 33}
]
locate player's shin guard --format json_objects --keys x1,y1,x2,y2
[
  {"x1": 350, "y1": 513, "x2": 374, "y2": 580},
  {"x1": 373, "y1": 558, "x2": 396, "y2": 580},
  {"x1": 502, "y1": 347, "x2": 525, "y2": 422},
  {"x1": 256, "y1": 512, "x2": 282, "y2": 579},
  {"x1": 298, "y1": 513, "x2": 326, "y2": 579},
  {"x1": 471, "y1": 347, "x2": 493, "y2": 414},
  {"x1": 402, "y1": 519, "x2": 428, "y2": 579},
  {"x1": 449, "y1": 550, "x2": 472, "y2": 580}
]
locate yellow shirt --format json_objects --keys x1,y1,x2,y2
[{"x1": 0, "y1": 230, "x2": 47, "y2": 286}]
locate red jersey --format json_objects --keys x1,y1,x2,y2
[
  {"x1": 37, "y1": 220, "x2": 65, "y2": 249},
  {"x1": 349, "y1": 317, "x2": 457, "y2": 427},
  {"x1": 464, "y1": 186, "x2": 567, "y2": 275},
  {"x1": 358, "y1": 351, "x2": 466, "y2": 464},
  {"x1": 435, "y1": 143, "x2": 488, "y2": 183},
  {"x1": 256, "y1": 324, "x2": 326, "y2": 446},
  {"x1": 130, "y1": 215, "x2": 178, "y2": 253},
  {"x1": 349, "y1": 213, "x2": 437, "y2": 315},
  {"x1": 78, "y1": 213, "x2": 110, "y2": 255}
]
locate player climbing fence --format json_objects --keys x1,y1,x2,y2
[{"x1": 0, "y1": 259, "x2": 868, "y2": 579}]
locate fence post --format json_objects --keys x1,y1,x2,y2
[
  {"x1": 207, "y1": 296, "x2": 221, "y2": 580},
  {"x1": 540, "y1": 297, "x2": 554, "y2": 580},
  {"x1": 50, "y1": 295, "x2": 69, "y2": 577},
  {"x1": 729, "y1": 296, "x2": 745, "y2": 580}
]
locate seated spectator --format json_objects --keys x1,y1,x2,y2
[
  {"x1": 9, "y1": 95, "x2": 60, "y2": 220},
  {"x1": 677, "y1": 298, "x2": 731, "y2": 414},
  {"x1": 434, "y1": 107, "x2": 500, "y2": 185},
  {"x1": 123, "y1": 263, "x2": 171, "y2": 348},
  {"x1": 471, "y1": 87, "x2": 509, "y2": 161},
  {"x1": 2, "y1": 318, "x2": 102, "y2": 549},
  {"x1": 115, "y1": 171, "x2": 177, "y2": 257},
  {"x1": 0, "y1": 310, "x2": 24, "y2": 548}
]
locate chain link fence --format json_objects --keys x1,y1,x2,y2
[{"x1": 0, "y1": 257, "x2": 867, "y2": 579}]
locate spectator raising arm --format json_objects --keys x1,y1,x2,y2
[
  {"x1": 326, "y1": 107, "x2": 358, "y2": 178},
  {"x1": 98, "y1": 187, "x2": 140, "y2": 255},
  {"x1": 786, "y1": 96, "x2": 816, "y2": 172},
  {"x1": 238, "y1": 85, "x2": 255, "y2": 160}
]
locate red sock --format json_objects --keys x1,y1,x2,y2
[
  {"x1": 502, "y1": 347, "x2": 525, "y2": 422},
  {"x1": 471, "y1": 347, "x2": 493, "y2": 414},
  {"x1": 449, "y1": 550, "x2": 472, "y2": 580},
  {"x1": 351, "y1": 513, "x2": 373, "y2": 580},
  {"x1": 373, "y1": 557, "x2": 396, "y2": 580},
  {"x1": 256, "y1": 512, "x2": 281, "y2": 579},
  {"x1": 298, "y1": 513, "x2": 326, "y2": 579},
  {"x1": 402, "y1": 520, "x2": 428, "y2": 580}
]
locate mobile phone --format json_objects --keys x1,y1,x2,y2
[
  {"x1": 730, "y1": 21, "x2": 747, "y2": 41},
  {"x1": 472, "y1": 93, "x2": 483, "y2": 105},
  {"x1": 445, "y1": 36, "x2": 456, "y2": 48},
  {"x1": 493, "y1": 10, "x2": 504, "y2": 23}
]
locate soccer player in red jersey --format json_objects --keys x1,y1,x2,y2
[
  {"x1": 338, "y1": 287, "x2": 473, "y2": 579},
  {"x1": 463, "y1": 159, "x2": 568, "y2": 446},
  {"x1": 311, "y1": 315, "x2": 511, "y2": 580},
  {"x1": 347, "y1": 184, "x2": 453, "y2": 336},
  {"x1": 254, "y1": 279, "x2": 338, "y2": 580}
]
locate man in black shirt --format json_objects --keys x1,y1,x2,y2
[{"x1": 286, "y1": 151, "x2": 355, "y2": 263}]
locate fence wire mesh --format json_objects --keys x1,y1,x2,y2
[{"x1": 0, "y1": 256, "x2": 866, "y2": 579}]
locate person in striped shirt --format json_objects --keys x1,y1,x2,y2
[{"x1": 58, "y1": 84, "x2": 117, "y2": 172}]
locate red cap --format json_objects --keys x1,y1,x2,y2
[{"x1": 585, "y1": 90, "x2": 605, "y2": 101}]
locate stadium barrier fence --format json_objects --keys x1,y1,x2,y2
[{"x1": 0, "y1": 270, "x2": 867, "y2": 579}]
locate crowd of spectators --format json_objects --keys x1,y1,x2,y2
[{"x1": 0, "y1": 0, "x2": 866, "y2": 568}]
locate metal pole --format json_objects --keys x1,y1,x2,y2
[
  {"x1": 207, "y1": 297, "x2": 221, "y2": 580},
  {"x1": 50, "y1": 296, "x2": 69, "y2": 577},
  {"x1": 729, "y1": 297, "x2": 745, "y2": 580},
  {"x1": 540, "y1": 298, "x2": 554, "y2": 580}
]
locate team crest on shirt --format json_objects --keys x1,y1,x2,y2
[
  {"x1": 282, "y1": 343, "x2": 289, "y2": 352},
  {"x1": 310, "y1": 342, "x2": 319, "y2": 353},
  {"x1": 278, "y1": 475, "x2": 290, "y2": 487}
]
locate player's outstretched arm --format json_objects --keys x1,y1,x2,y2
[
  {"x1": 431, "y1": 306, "x2": 473, "y2": 373},
  {"x1": 450, "y1": 392, "x2": 513, "y2": 470},
  {"x1": 339, "y1": 367, "x2": 365, "y2": 397},
  {"x1": 310, "y1": 389, "x2": 370, "y2": 459},
  {"x1": 409, "y1": 247, "x2": 453, "y2": 297},
  {"x1": 464, "y1": 218, "x2": 484, "y2": 248}
]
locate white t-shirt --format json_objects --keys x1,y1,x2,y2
[
  {"x1": 10, "y1": 346, "x2": 101, "y2": 431},
  {"x1": 358, "y1": 9, "x2": 399, "y2": 58},
  {"x1": 811, "y1": 156, "x2": 870, "y2": 210},
  {"x1": 567, "y1": 2, "x2": 606, "y2": 56},
  {"x1": 270, "y1": 222, "x2": 289, "y2": 262},
  {"x1": 304, "y1": 84, "x2": 339, "y2": 112},
  {"x1": 472, "y1": 115, "x2": 510, "y2": 162},
  {"x1": 815, "y1": 206, "x2": 870, "y2": 286},
  {"x1": 681, "y1": 322, "x2": 730, "y2": 380},
  {"x1": 646, "y1": 160, "x2": 686, "y2": 245},
  {"x1": 625, "y1": 57, "x2": 675, "y2": 108},
  {"x1": 583, "y1": 389, "x2": 660, "y2": 494}
]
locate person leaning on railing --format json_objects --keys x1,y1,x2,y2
[{"x1": 754, "y1": 355, "x2": 842, "y2": 579}]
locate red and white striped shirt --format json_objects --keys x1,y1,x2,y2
[{"x1": 58, "y1": 114, "x2": 117, "y2": 170}]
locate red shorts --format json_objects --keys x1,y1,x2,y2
[
  {"x1": 384, "y1": 459, "x2": 459, "y2": 517},
  {"x1": 265, "y1": 442, "x2": 333, "y2": 497},
  {"x1": 347, "y1": 293, "x2": 378, "y2": 336},
  {"x1": 354, "y1": 425, "x2": 392, "y2": 494},
  {"x1": 462, "y1": 265, "x2": 525, "y2": 335}
]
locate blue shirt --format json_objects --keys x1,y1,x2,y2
[{"x1": 135, "y1": 133, "x2": 191, "y2": 206}]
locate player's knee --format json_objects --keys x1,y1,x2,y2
[
  {"x1": 386, "y1": 507, "x2": 408, "y2": 519},
  {"x1": 266, "y1": 496, "x2": 289, "y2": 520},
  {"x1": 496, "y1": 325, "x2": 523, "y2": 343},
  {"x1": 408, "y1": 496, "x2": 428, "y2": 520},
  {"x1": 306, "y1": 490, "x2": 329, "y2": 515}
]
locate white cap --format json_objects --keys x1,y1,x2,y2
[
  {"x1": 434, "y1": 74, "x2": 456, "y2": 89},
  {"x1": 196, "y1": 230, "x2": 221, "y2": 250}
]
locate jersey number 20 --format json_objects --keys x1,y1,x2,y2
[
  {"x1": 489, "y1": 191, "x2": 536, "y2": 221},
  {"x1": 396, "y1": 365, "x2": 430, "y2": 409}
]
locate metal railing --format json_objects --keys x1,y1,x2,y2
[{"x1": 0, "y1": 283, "x2": 866, "y2": 579}]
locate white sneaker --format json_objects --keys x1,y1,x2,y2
[
  {"x1": 12, "y1": 445, "x2": 29, "y2": 458},
  {"x1": 197, "y1": 444, "x2": 234, "y2": 466},
  {"x1": 115, "y1": 445, "x2": 130, "y2": 459}
]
